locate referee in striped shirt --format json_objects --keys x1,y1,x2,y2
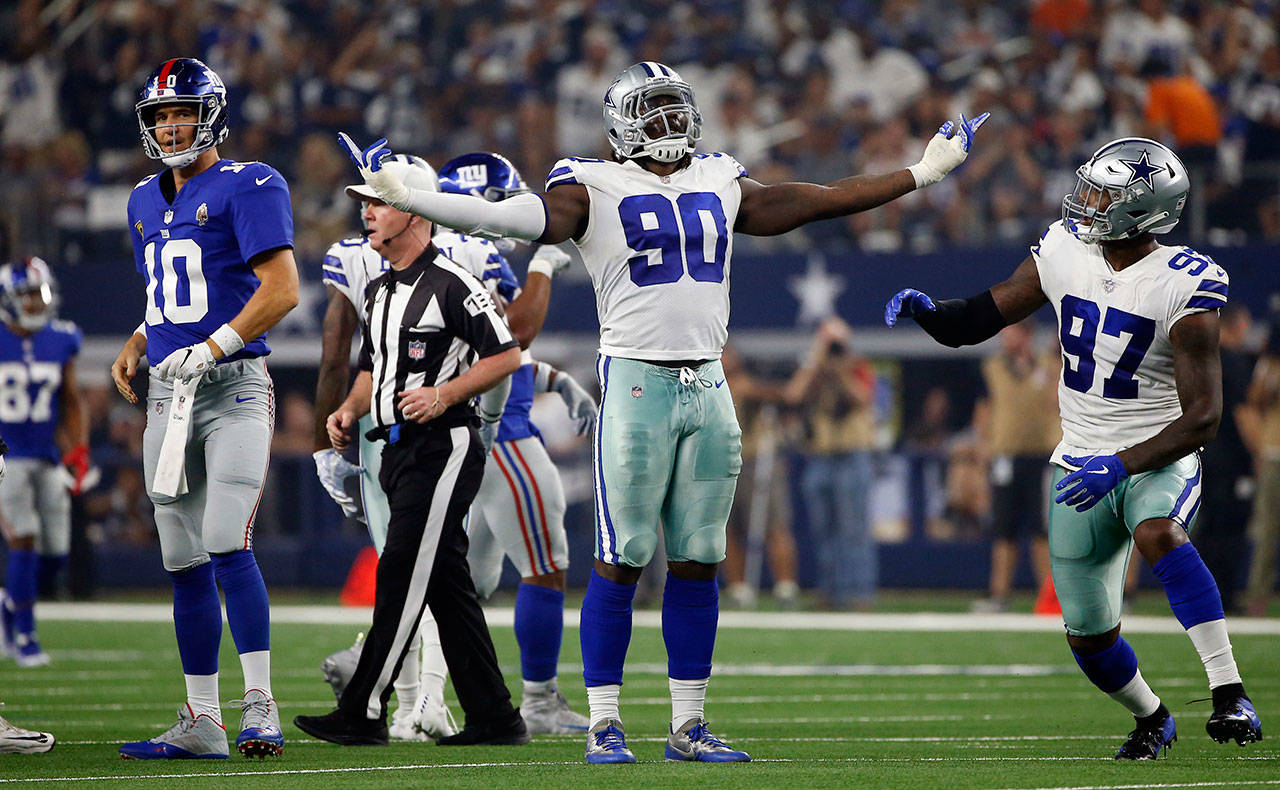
[{"x1": 295, "y1": 161, "x2": 525, "y2": 746}]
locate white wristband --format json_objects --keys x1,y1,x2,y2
[
  {"x1": 135, "y1": 322, "x2": 147, "y2": 338},
  {"x1": 907, "y1": 163, "x2": 940, "y2": 189},
  {"x1": 527, "y1": 258, "x2": 556, "y2": 279},
  {"x1": 210, "y1": 323, "x2": 245, "y2": 357}
]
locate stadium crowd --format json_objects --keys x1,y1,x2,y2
[{"x1": 1, "y1": 0, "x2": 1279, "y2": 264}]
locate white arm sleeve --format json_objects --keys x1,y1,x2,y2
[
  {"x1": 477, "y1": 373, "x2": 511, "y2": 423},
  {"x1": 398, "y1": 190, "x2": 547, "y2": 242}
]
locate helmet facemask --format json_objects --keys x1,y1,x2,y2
[
  {"x1": 136, "y1": 95, "x2": 226, "y2": 168},
  {"x1": 1061, "y1": 166, "x2": 1130, "y2": 243},
  {"x1": 610, "y1": 81, "x2": 702, "y2": 163}
]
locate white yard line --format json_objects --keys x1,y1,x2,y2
[{"x1": 34, "y1": 603, "x2": 1280, "y2": 635}]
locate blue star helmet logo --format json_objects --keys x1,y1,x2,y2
[{"x1": 1119, "y1": 149, "x2": 1161, "y2": 190}]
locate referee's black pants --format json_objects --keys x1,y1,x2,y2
[{"x1": 338, "y1": 421, "x2": 518, "y2": 728}]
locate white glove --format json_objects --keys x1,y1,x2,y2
[
  {"x1": 908, "y1": 112, "x2": 991, "y2": 188},
  {"x1": 337, "y1": 132, "x2": 410, "y2": 210},
  {"x1": 478, "y1": 418, "x2": 500, "y2": 455},
  {"x1": 154, "y1": 341, "x2": 216, "y2": 382},
  {"x1": 527, "y1": 244, "x2": 572, "y2": 279},
  {"x1": 313, "y1": 449, "x2": 364, "y2": 520},
  {"x1": 552, "y1": 371, "x2": 598, "y2": 435}
]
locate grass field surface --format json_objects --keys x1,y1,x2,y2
[{"x1": 1, "y1": 599, "x2": 1276, "y2": 789}]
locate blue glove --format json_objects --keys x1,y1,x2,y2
[
  {"x1": 1055, "y1": 454, "x2": 1128, "y2": 512},
  {"x1": 337, "y1": 132, "x2": 392, "y2": 173},
  {"x1": 884, "y1": 288, "x2": 937, "y2": 327},
  {"x1": 939, "y1": 112, "x2": 991, "y2": 154}
]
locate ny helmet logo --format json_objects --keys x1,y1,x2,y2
[{"x1": 456, "y1": 164, "x2": 488, "y2": 187}]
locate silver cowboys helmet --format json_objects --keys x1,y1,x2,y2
[
  {"x1": 603, "y1": 62, "x2": 702, "y2": 164},
  {"x1": 1062, "y1": 137, "x2": 1190, "y2": 243}
]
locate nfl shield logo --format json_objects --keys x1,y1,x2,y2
[
  {"x1": 1103, "y1": 278, "x2": 1117, "y2": 293},
  {"x1": 631, "y1": 385, "x2": 643, "y2": 398},
  {"x1": 163, "y1": 209, "x2": 174, "y2": 225},
  {"x1": 408, "y1": 340, "x2": 426, "y2": 360}
]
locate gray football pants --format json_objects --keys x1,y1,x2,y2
[
  {"x1": 143, "y1": 358, "x2": 273, "y2": 572},
  {"x1": 0, "y1": 458, "x2": 70, "y2": 556}
]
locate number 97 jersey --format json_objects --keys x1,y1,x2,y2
[
  {"x1": 1032, "y1": 220, "x2": 1228, "y2": 465},
  {"x1": 127, "y1": 160, "x2": 294, "y2": 366},
  {"x1": 545, "y1": 153, "x2": 748, "y2": 361}
]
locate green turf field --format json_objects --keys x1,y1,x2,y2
[{"x1": 2, "y1": 602, "x2": 1277, "y2": 788}]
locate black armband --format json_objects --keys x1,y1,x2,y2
[{"x1": 914, "y1": 290, "x2": 1007, "y2": 348}]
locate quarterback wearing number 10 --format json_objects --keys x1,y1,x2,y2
[
  {"x1": 111, "y1": 57, "x2": 299, "y2": 761},
  {"x1": 341, "y1": 60, "x2": 989, "y2": 763}
]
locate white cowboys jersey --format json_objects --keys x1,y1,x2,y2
[
  {"x1": 321, "y1": 230, "x2": 508, "y2": 312},
  {"x1": 544, "y1": 152, "x2": 749, "y2": 360},
  {"x1": 1032, "y1": 220, "x2": 1229, "y2": 465}
]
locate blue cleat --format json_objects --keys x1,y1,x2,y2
[
  {"x1": 120, "y1": 704, "x2": 229, "y2": 759},
  {"x1": 1115, "y1": 711, "x2": 1176, "y2": 760},
  {"x1": 1207, "y1": 696, "x2": 1263, "y2": 746},
  {"x1": 234, "y1": 689, "x2": 284, "y2": 758},
  {"x1": 585, "y1": 718, "x2": 636, "y2": 764},
  {"x1": 665, "y1": 718, "x2": 751, "y2": 762}
]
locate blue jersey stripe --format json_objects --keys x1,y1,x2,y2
[
  {"x1": 545, "y1": 174, "x2": 580, "y2": 189},
  {"x1": 1186, "y1": 295, "x2": 1226, "y2": 310},
  {"x1": 322, "y1": 270, "x2": 349, "y2": 286},
  {"x1": 1196, "y1": 280, "x2": 1228, "y2": 296},
  {"x1": 547, "y1": 166, "x2": 572, "y2": 179}
]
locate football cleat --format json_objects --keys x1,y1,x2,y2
[
  {"x1": 410, "y1": 693, "x2": 458, "y2": 739},
  {"x1": 665, "y1": 718, "x2": 751, "y2": 762},
  {"x1": 390, "y1": 703, "x2": 428, "y2": 742},
  {"x1": 521, "y1": 688, "x2": 589, "y2": 734},
  {"x1": 0, "y1": 709, "x2": 54, "y2": 754},
  {"x1": 321, "y1": 633, "x2": 363, "y2": 700},
  {"x1": 1115, "y1": 711, "x2": 1177, "y2": 760},
  {"x1": 585, "y1": 718, "x2": 636, "y2": 764},
  {"x1": 293, "y1": 708, "x2": 389, "y2": 746},
  {"x1": 233, "y1": 689, "x2": 284, "y2": 757},
  {"x1": 120, "y1": 704, "x2": 229, "y2": 759},
  {"x1": 13, "y1": 634, "x2": 50, "y2": 668},
  {"x1": 1207, "y1": 696, "x2": 1263, "y2": 746}
]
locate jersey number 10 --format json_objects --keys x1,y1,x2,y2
[
  {"x1": 144, "y1": 239, "x2": 209, "y2": 325},
  {"x1": 619, "y1": 192, "x2": 728, "y2": 287}
]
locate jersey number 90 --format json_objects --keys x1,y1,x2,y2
[
  {"x1": 144, "y1": 239, "x2": 208, "y2": 325},
  {"x1": 619, "y1": 192, "x2": 728, "y2": 287}
]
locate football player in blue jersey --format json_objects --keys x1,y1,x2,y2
[
  {"x1": 438, "y1": 152, "x2": 598, "y2": 735},
  {"x1": 0, "y1": 257, "x2": 88, "y2": 668},
  {"x1": 110, "y1": 57, "x2": 299, "y2": 760}
]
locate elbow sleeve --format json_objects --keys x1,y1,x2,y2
[
  {"x1": 401, "y1": 190, "x2": 547, "y2": 241},
  {"x1": 914, "y1": 290, "x2": 1007, "y2": 348}
]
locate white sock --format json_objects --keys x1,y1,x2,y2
[
  {"x1": 393, "y1": 635, "x2": 422, "y2": 712},
  {"x1": 1107, "y1": 669, "x2": 1162, "y2": 718},
  {"x1": 523, "y1": 678, "x2": 557, "y2": 698},
  {"x1": 1187, "y1": 619, "x2": 1243, "y2": 688},
  {"x1": 586, "y1": 684, "x2": 621, "y2": 727},
  {"x1": 670, "y1": 677, "x2": 709, "y2": 731},
  {"x1": 185, "y1": 673, "x2": 221, "y2": 723},
  {"x1": 239, "y1": 650, "x2": 271, "y2": 698},
  {"x1": 418, "y1": 618, "x2": 448, "y2": 701}
]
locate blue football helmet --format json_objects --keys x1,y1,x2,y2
[
  {"x1": 135, "y1": 58, "x2": 229, "y2": 168},
  {"x1": 437, "y1": 153, "x2": 530, "y2": 203},
  {"x1": 603, "y1": 62, "x2": 702, "y2": 163},
  {"x1": 0, "y1": 257, "x2": 58, "y2": 332}
]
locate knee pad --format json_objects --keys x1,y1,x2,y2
[
  {"x1": 1057, "y1": 570, "x2": 1121, "y2": 637},
  {"x1": 615, "y1": 532, "x2": 658, "y2": 568},
  {"x1": 669, "y1": 523, "x2": 727, "y2": 565}
]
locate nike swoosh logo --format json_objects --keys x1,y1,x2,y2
[
  {"x1": 255, "y1": 175, "x2": 273, "y2": 186},
  {"x1": 236, "y1": 395, "x2": 255, "y2": 403},
  {"x1": 1087, "y1": 469, "x2": 1108, "y2": 475},
  {"x1": 715, "y1": 380, "x2": 725, "y2": 388}
]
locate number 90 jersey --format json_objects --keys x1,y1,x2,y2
[
  {"x1": 545, "y1": 153, "x2": 748, "y2": 361},
  {"x1": 1032, "y1": 220, "x2": 1229, "y2": 465},
  {"x1": 127, "y1": 160, "x2": 294, "y2": 367}
]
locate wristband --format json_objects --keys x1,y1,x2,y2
[
  {"x1": 907, "y1": 163, "x2": 941, "y2": 189},
  {"x1": 210, "y1": 323, "x2": 246, "y2": 357},
  {"x1": 528, "y1": 258, "x2": 557, "y2": 279}
]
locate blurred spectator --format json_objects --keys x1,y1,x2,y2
[
  {"x1": 720, "y1": 345, "x2": 799, "y2": 609},
  {"x1": 1244, "y1": 299, "x2": 1280, "y2": 616},
  {"x1": 786, "y1": 317, "x2": 877, "y2": 609},
  {"x1": 972, "y1": 324, "x2": 1060, "y2": 614},
  {"x1": 1142, "y1": 53, "x2": 1222, "y2": 169},
  {"x1": 271, "y1": 390, "x2": 318, "y2": 457},
  {"x1": 1197, "y1": 303, "x2": 1255, "y2": 614}
]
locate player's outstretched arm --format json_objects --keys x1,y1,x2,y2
[
  {"x1": 338, "y1": 134, "x2": 588, "y2": 244},
  {"x1": 1115, "y1": 310, "x2": 1223, "y2": 476},
  {"x1": 884, "y1": 255, "x2": 1047, "y2": 347},
  {"x1": 736, "y1": 113, "x2": 989, "y2": 237}
]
